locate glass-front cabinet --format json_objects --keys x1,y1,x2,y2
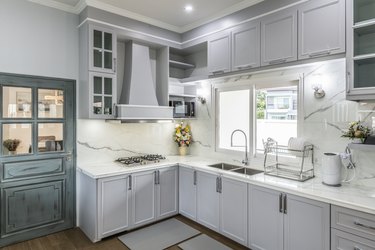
[
  {"x1": 90, "y1": 72, "x2": 116, "y2": 119},
  {"x1": 347, "y1": 0, "x2": 375, "y2": 99},
  {"x1": 89, "y1": 25, "x2": 117, "y2": 74}
]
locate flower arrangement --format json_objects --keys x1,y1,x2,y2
[
  {"x1": 342, "y1": 121, "x2": 371, "y2": 143},
  {"x1": 3, "y1": 139, "x2": 21, "y2": 152},
  {"x1": 174, "y1": 122, "x2": 192, "y2": 147}
]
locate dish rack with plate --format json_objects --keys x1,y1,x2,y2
[{"x1": 263, "y1": 138, "x2": 314, "y2": 182}]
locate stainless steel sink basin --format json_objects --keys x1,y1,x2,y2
[
  {"x1": 208, "y1": 163, "x2": 243, "y2": 171},
  {"x1": 231, "y1": 167, "x2": 263, "y2": 176}
]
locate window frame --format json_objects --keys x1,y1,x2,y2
[{"x1": 214, "y1": 75, "x2": 304, "y2": 159}]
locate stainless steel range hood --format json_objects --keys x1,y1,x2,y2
[{"x1": 114, "y1": 41, "x2": 173, "y2": 122}]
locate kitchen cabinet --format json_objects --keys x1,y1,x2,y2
[
  {"x1": 179, "y1": 167, "x2": 197, "y2": 220},
  {"x1": 248, "y1": 185, "x2": 330, "y2": 250},
  {"x1": 89, "y1": 25, "x2": 117, "y2": 74},
  {"x1": 261, "y1": 8, "x2": 297, "y2": 66},
  {"x1": 98, "y1": 175, "x2": 130, "y2": 238},
  {"x1": 79, "y1": 23, "x2": 118, "y2": 119},
  {"x1": 346, "y1": 0, "x2": 375, "y2": 100},
  {"x1": 195, "y1": 170, "x2": 248, "y2": 245},
  {"x1": 207, "y1": 30, "x2": 231, "y2": 75},
  {"x1": 196, "y1": 171, "x2": 221, "y2": 231},
  {"x1": 298, "y1": 0, "x2": 345, "y2": 60},
  {"x1": 331, "y1": 205, "x2": 375, "y2": 249},
  {"x1": 88, "y1": 72, "x2": 116, "y2": 119},
  {"x1": 77, "y1": 165, "x2": 178, "y2": 242},
  {"x1": 131, "y1": 170, "x2": 156, "y2": 227},
  {"x1": 220, "y1": 176, "x2": 248, "y2": 245},
  {"x1": 157, "y1": 166, "x2": 178, "y2": 219},
  {"x1": 231, "y1": 21, "x2": 261, "y2": 71}
]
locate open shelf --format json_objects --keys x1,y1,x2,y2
[
  {"x1": 354, "y1": 0, "x2": 375, "y2": 24},
  {"x1": 169, "y1": 93, "x2": 196, "y2": 98},
  {"x1": 169, "y1": 60, "x2": 195, "y2": 69},
  {"x1": 353, "y1": 57, "x2": 375, "y2": 88},
  {"x1": 354, "y1": 23, "x2": 375, "y2": 56}
]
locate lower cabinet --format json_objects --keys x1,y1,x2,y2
[
  {"x1": 185, "y1": 168, "x2": 248, "y2": 245},
  {"x1": 248, "y1": 185, "x2": 330, "y2": 250},
  {"x1": 77, "y1": 165, "x2": 178, "y2": 242}
]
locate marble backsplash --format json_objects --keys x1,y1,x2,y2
[{"x1": 77, "y1": 59, "x2": 375, "y2": 184}]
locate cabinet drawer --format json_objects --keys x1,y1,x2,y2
[
  {"x1": 2, "y1": 158, "x2": 64, "y2": 182},
  {"x1": 332, "y1": 205, "x2": 375, "y2": 240},
  {"x1": 332, "y1": 228, "x2": 375, "y2": 250}
]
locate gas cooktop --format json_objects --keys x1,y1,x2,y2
[{"x1": 115, "y1": 154, "x2": 166, "y2": 166}]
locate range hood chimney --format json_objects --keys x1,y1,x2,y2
[{"x1": 115, "y1": 41, "x2": 173, "y2": 122}]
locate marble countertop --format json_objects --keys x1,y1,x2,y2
[{"x1": 77, "y1": 155, "x2": 375, "y2": 215}]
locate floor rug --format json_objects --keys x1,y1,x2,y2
[
  {"x1": 118, "y1": 218, "x2": 200, "y2": 250},
  {"x1": 178, "y1": 234, "x2": 232, "y2": 250}
]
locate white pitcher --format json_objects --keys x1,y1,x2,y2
[{"x1": 321, "y1": 153, "x2": 345, "y2": 186}]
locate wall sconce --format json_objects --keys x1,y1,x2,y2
[
  {"x1": 197, "y1": 96, "x2": 206, "y2": 104},
  {"x1": 312, "y1": 83, "x2": 325, "y2": 99},
  {"x1": 196, "y1": 86, "x2": 208, "y2": 104}
]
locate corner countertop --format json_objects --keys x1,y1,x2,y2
[{"x1": 77, "y1": 155, "x2": 375, "y2": 215}]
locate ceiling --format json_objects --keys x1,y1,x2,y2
[{"x1": 29, "y1": 0, "x2": 264, "y2": 33}]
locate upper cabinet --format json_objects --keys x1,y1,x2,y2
[
  {"x1": 261, "y1": 8, "x2": 297, "y2": 66},
  {"x1": 79, "y1": 23, "x2": 117, "y2": 119},
  {"x1": 207, "y1": 30, "x2": 231, "y2": 75},
  {"x1": 231, "y1": 21, "x2": 261, "y2": 71},
  {"x1": 346, "y1": 0, "x2": 375, "y2": 100},
  {"x1": 89, "y1": 25, "x2": 117, "y2": 74},
  {"x1": 298, "y1": 0, "x2": 345, "y2": 60}
]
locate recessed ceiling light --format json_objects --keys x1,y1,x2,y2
[{"x1": 184, "y1": 5, "x2": 193, "y2": 13}]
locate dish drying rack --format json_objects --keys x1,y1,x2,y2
[{"x1": 263, "y1": 138, "x2": 315, "y2": 182}]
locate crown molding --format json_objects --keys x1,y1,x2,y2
[{"x1": 29, "y1": 0, "x2": 265, "y2": 33}]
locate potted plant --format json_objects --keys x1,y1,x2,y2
[
  {"x1": 342, "y1": 121, "x2": 371, "y2": 143},
  {"x1": 174, "y1": 122, "x2": 192, "y2": 156},
  {"x1": 3, "y1": 139, "x2": 21, "y2": 155}
]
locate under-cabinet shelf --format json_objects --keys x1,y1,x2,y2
[
  {"x1": 353, "y1": 53, "x2": 375, "y2": 61},
  {"x1": 353, "y1": 19, "x2": 375, "y2": 29},
  {"x1": 168, "y1": 93, "x2": 196, "y2": 98},
  {"x1": 348, "y1": 142, "x2": 375, "y2": 151},
  {"x1": 169, "y1": 60, "x2": 195, "y2": 70}
]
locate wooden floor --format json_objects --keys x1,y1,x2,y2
[{"x1": 1, "y1": 216, "x2": 249, "y2": 250}]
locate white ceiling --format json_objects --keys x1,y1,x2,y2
[{"x1": 29, "y1": 0, "x2": 264, "y2": 33}]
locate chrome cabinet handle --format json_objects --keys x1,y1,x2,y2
[
  {"x1": 283, "y1": 194, "x2": 287, "y2": 214},
  {"x1": 157, "y1": 170, "x2": 160, "y2": 185},
  {"x1": 113, "y1": 103, "x2": 117, "y2": 117},
  {"x1": 193, "y1": 171, "x2": 197, "y2": 186},
  {"x1": 216, "y1": 177, "x2": 219, "y2": 193},
  {"x1": 218, "y1": 177, "x2": 222, "y2": 194},
  {"x1": 354, "y1": 221, "x2": 375, "y2": 230},
  {"x1": 113, "y1": 58, "x2": 117, "y2": 73},
  {"x1": 236, "y1": 64, "x2": 253, "y2": 70},
  {"x1": 279, "y1": 193, "x2": 283, "y2": 213},
  {"x1": 354, "y1": 246, "x2": 363, "y2": 250},
  {"x1": 211, "y1": 70, "x2": 225, "y2": 75},
  {"x1": 154, "y1": 171, "x2": 158, "y2": 185},
  {"x1": 128, "y1": 175, "x2": 132, "y2": 190},
  {"x1": 308, "y1": 50, "x2": 331, "y2": 58},
  {"x1": 347, "y1": 72, "x2": 351, "y2": 93},
  {"x1": 269, "y1": 59, "x2": 287, "y2": 65}
]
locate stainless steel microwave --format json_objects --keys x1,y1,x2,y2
[{"x1": 169, "y1": 99, "x2": 195, "y2": 118}]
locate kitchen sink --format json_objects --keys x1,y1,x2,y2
[
  {"x1": 208, "y1": 163, "x2": 243, "y2": 171},
  {"x1": 231, "y1": 167, "x2": 263, "y2": 176}
]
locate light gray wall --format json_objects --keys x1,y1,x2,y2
[{"x1": 0, "y1": 0, "x2": 79, "y2": 80}]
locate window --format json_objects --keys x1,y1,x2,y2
[{"x1": 216, "y1": 83, "x2": 298, "y2": 155}]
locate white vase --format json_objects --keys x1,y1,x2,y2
[{"x1": 178, "y1": 145, "x2": 189, "y2": 156}]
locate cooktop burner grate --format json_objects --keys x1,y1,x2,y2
[{"x1": 115, "y1": 154, "x2": 166, "y2": 166}]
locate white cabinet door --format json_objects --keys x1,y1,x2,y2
[
  {"x1": 131, "y1": 170, "x2": 156, "y2": 227},
  {"x1": 179, "y1": 167, "x2": 197, "y2": 220},
  {"x1": 261, "y1": 8, "x2": 297, "y2": 66},
  {"x1": 89, "y1": 25, "x2": 117, "y2": 74},
  {"x1": 284, "y1": 194, "x2": 330, "y2": 250},
  {"x1": 196, "y1": 171, "x2": 220, "y2": 231},
  {"x1": 220, "y1": 177, "x2": 248, "y2": 245},
  {"x1": 232, "y1": 21, "x2": 260, "y2": 71},
  {"x1": 157, "y1": 166, "x2": 178, "y2": 219},
  {"x1": 98, "y1": 175, "x2": 130, "y2": 238},
  {"x1": 298, "y1": 0, "x2": 345, "y2": 59},
  {"x1": 248, "y1": 185, "x2": 283, "y2": 250},
  {"x1": 208, "y1": 31, "x2": 231, "y2": 75}
]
